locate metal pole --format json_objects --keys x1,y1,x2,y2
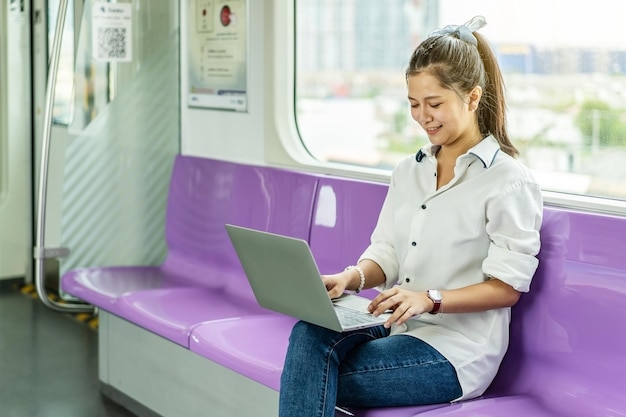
[{"x1": 34, "y1": 0, "x2": 94, "y2": 313}]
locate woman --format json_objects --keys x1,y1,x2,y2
[{"x1": 279, "y1": 16, "x2": 543, "y2": 416}]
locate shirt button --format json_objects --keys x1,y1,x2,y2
[
  {"x1": 411, "y1": 241, "x2": 417, "y2": 246},
  {"x1": 405, "y1": 277, "x2": 411, "y2": 283},
  {"x1": 421, "y1": 204, "x2": 427, "y2": 209}
]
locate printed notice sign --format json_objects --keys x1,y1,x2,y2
[
  {"x1": 187, "y1": 0, "x2": 248, "y2": 112},
  {"x1": 92, "y1": 2, "x2": 132, "y2": 63}
]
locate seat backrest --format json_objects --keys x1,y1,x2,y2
[
  {"x1": 488, "y1": 206, "x2": 626, "y2": 415},
  {"x1": 161, "y1": 155, "x2": 319, "y2": 303},
  {"x1": 309, "y1": 176, "x2": 388, "y2": 299}
]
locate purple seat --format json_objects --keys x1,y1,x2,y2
[
  {"x1": 156, "y1": 156, "x2": 318, "y2": 295},
  {"x1": 119, "y1": 287, "x2": 270, "y2": 346},
  {"x1": 61, "y1": 155, "x2": 319, "y2": 346},
  {"x1": 412, "y1": 396, "x2": 552, "y2": 416},
  {"x1": 61, "y1": 266, "x2": 165, "y2": 316},
  {"x1": 63, "y1": 155, "x2": 626, "y2": 417},
  {"x1": 189, "y1": 314, "x2": 298, "y2": 390},
  {"x1": 309, "y1": 177, "x2": 389, "y2": 300},
  {"x1": 344, "y1": 405, "x2": 446, "y2": 417},
  {"x1": 474, "y1": 207, "x2": 626, "y2": 416}
]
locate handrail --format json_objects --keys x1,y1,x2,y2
[{"x1": 34, "y1": 0, "x2": 94, "y2": 313}]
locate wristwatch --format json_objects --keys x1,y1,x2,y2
[{"x1": 427, "y1": 289, "x2": 443, "y2": 315}]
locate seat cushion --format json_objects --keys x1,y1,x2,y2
[
  {"x1": 190, "y1": 314, "x2": 297, "y2": 390},
  {"x1": 117, "y1": 287, "x2": 270, "y2": 346}
]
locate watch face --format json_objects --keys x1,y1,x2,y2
[{"x1": 429, "y1": 289, "x2": 442, "y2": 301}]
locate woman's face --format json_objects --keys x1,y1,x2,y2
[{"x1": 407, "y1": 71, "x2": 480, "y2": 149}]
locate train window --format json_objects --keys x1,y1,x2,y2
[{"x1": 295, "y1": 0, "x2": 626, "y2": 202}]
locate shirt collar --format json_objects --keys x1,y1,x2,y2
[
  {"x1": 468, "y1": 135, "x2": 500, "y2": 168},
  {"x1": 417, "y1": 135, "x2": 500, "y2": 168}
]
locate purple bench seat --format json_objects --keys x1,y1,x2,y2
[
  {"x1": 62, "y1": 155, "x2": 626, "y2": 417},
  {"x1": 61, "y1": 266, "x2": 165, "y2": 315},
  {"x1": 190, "y1": 314, "x2": 297, "y2": 390},
  {"x1": 62, "y1": 155, "x2": 319, "y2": 346},
  {"x1": 414, "y1": 396, "x2": 553, "y2": 416}
]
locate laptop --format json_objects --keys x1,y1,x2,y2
[{"x1": 225, "y1": 224, "x2": 390, "y2": 332}]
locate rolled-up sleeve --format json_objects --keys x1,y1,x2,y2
[{"x1": 482, "y1": 179, "x2": 543, "y2": 292}]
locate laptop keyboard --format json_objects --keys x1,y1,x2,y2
[{"x1": 334, "y1": 304, "x2": 380, "y2": 326}]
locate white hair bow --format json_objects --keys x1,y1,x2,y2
[{"x1": 428, "y1": 15, "x2": 487, "y2": 46}]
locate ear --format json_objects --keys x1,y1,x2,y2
[{"x1": 468, "y1": 86, "x2": 482, "y2": 112}]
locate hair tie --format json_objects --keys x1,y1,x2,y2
[{"x1": 428, "y1": 15, "x2": 487, "y2": 46}]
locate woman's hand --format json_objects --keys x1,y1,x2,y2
[
  {"x1": 367, "y1": 277, "x2": 521, "y2": 328},
  {"x1": 368, "y1": 287, "x2": 432, "y2": 328},
  {"x1": 323, "y1": 260, "x2": 387, "y2": 299},
  {"x1": 321, "y1": 272, "x2": 351, "y2": 299}
]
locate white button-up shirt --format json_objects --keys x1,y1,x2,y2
[{"x1": 359, "y1": 135, "x2": 543, "y2": 401}]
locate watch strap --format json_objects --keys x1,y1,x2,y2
[{"x1": 427, "y1": 289, "x2": 442, "y2": 315}]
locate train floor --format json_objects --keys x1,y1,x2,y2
[{"x1": 0, "y1": 281, "x2": 137, "y2": 417}]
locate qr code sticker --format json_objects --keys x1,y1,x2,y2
[
  {"x1": 96, "y1": 27, "x2": 127, "y2": 60},
  {"x1": 92, "y1": 2, "x2": 132, "y2": 62}
]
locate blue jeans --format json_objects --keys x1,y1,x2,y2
[{"x1": 279, "y1": 321, "x2": 462, "y2": 417}]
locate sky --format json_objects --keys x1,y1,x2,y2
[{"x1": 439, "y1": 0, "x2": 626, "y2": 49}]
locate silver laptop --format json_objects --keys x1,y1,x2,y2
[{"x1": 225, "y1": 224, "x2": 390, "y2": 332}]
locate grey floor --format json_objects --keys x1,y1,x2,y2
[{"x1": 0, "y1": 282, "x2": 138, "y2": 417}]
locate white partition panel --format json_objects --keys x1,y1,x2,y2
[{"x1": 0, "y1": 0, "x2": 31, "y2": 280}]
